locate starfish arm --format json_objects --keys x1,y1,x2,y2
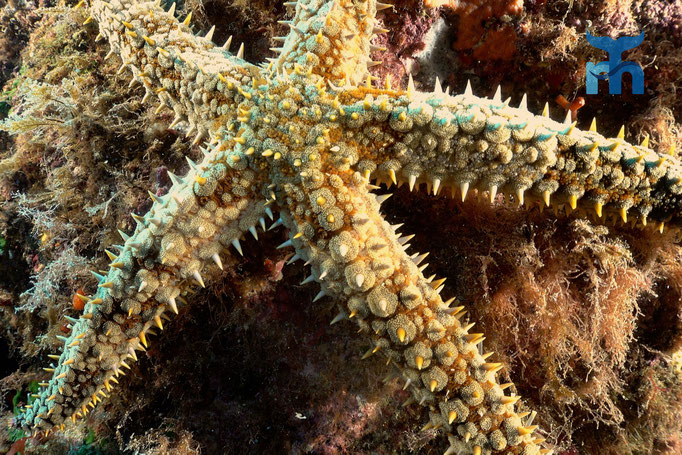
[
  {"x1": 91, "y1": 0, "x2": 262, "y2": 144},
  {"x1": 272, "y1": 0, "x2": 385, "y2": 86},
  {"x1": 334, "y1": 86, "x2": 682, "y2": 228},
  {"x1": 14, "y1": 145, "x2": 266, "y2": 434},
  {"x1": 277, "y1": 170, "x2": 544, "y2": 454}
]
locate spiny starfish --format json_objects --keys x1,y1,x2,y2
[{"x1": 13, "y1": 0, "x2": 682, "y2": 454}]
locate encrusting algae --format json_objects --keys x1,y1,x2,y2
[{"x1": 0, "y1": 0, "x2": 681, "y2": 454}]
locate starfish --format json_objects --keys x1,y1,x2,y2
[{"x1": 12, "y1": 1, "x2": 682, "y2": 454}]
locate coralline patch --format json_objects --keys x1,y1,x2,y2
[
  {"x1": 635, "y1": 1, "x2": 682, "y2": 44},
  {"x1": 425, "y1": 0, "x2": 523, "y2": 62},
  {"x1": 367, "y1": 0, "x2": 439, "y2": 87}
]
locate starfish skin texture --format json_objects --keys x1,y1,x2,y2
[{"x1": 12, "y1": 0, "x2": 682, "y2": 454}]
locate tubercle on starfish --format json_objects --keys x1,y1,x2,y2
[
  {"x1": 336, "y1": 82, "x2": 682, "y2": 229},
  {"x1": 11, "y1": 0, "x2": 682, "y2": 454}
]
